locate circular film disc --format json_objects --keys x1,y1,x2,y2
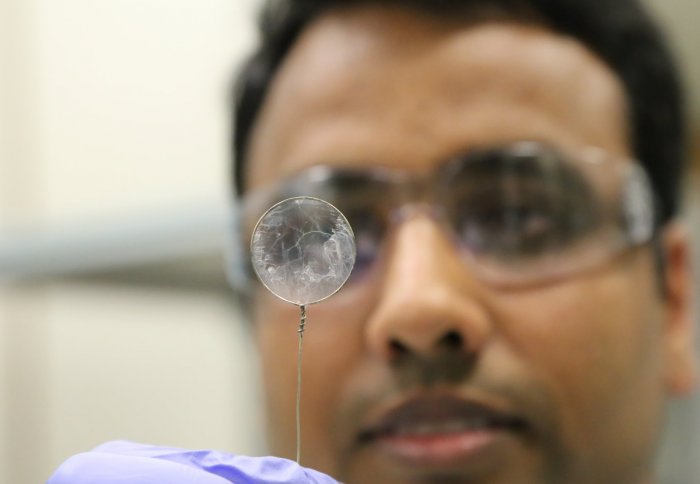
[{"x1": 250, "y1": 196, "x2": 356, "y2": 305}]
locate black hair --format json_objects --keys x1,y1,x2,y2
[{"x1": 232, "y1": 0, "x2": 686, "y2": 223}]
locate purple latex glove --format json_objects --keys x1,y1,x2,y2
[{"x1": 47, "y1": 441, "x2": 339, "y2": 484}]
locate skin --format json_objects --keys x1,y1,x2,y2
[{"x1": 244, "y1": 6, "x2": 696, "y2": 484}]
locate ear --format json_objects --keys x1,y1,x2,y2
[{"x1": 661, "y1": 221, "x2": 697, "y2": 396}]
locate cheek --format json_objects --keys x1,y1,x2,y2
[{"x1": 493, "y1": 257, "x2": 664, "y2": 454}]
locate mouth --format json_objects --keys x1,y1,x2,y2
[{"x1": 357, "y1": 393, "x2": 529, "y2": 468}]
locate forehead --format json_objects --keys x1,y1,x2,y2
[{"x1": 246, "y1": 5, "x2": 629, "y2": 190}]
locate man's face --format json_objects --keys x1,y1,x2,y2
[{"x1": 243, "y1": 6, "x2": 694, "y2": 484}]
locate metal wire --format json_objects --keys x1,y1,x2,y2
[{"x1": 296, "y1": 304, "x2": 307, "y2": 464}]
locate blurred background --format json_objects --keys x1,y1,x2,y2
[{"x1": 0, "y1": 0, "x2": 698, "y2": 482}]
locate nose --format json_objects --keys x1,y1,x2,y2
[{"x1": 364, "y1": 212, "x2": 493, "y2": 361}]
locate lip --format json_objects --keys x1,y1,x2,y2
[{"x1": 357, "y1": 393, "x2": 528, "y2": 468}]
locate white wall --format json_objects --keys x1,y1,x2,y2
[
  {"x1": 1, "y1": 1, "x2": 264, "y2": 482},
  {"x1": 10, "y1": 0, "x2": 261, "y2": 228}
]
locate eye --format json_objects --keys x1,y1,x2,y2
[
  {"x1": 451, "y1": 188, "x2": 577, "y2": 258},
  {"x1": 507, "y1": 202, "x2": 556, "y2": 233},
  {"x1": 342, "y1": 206, "x2": 385, "y2": 278}
]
